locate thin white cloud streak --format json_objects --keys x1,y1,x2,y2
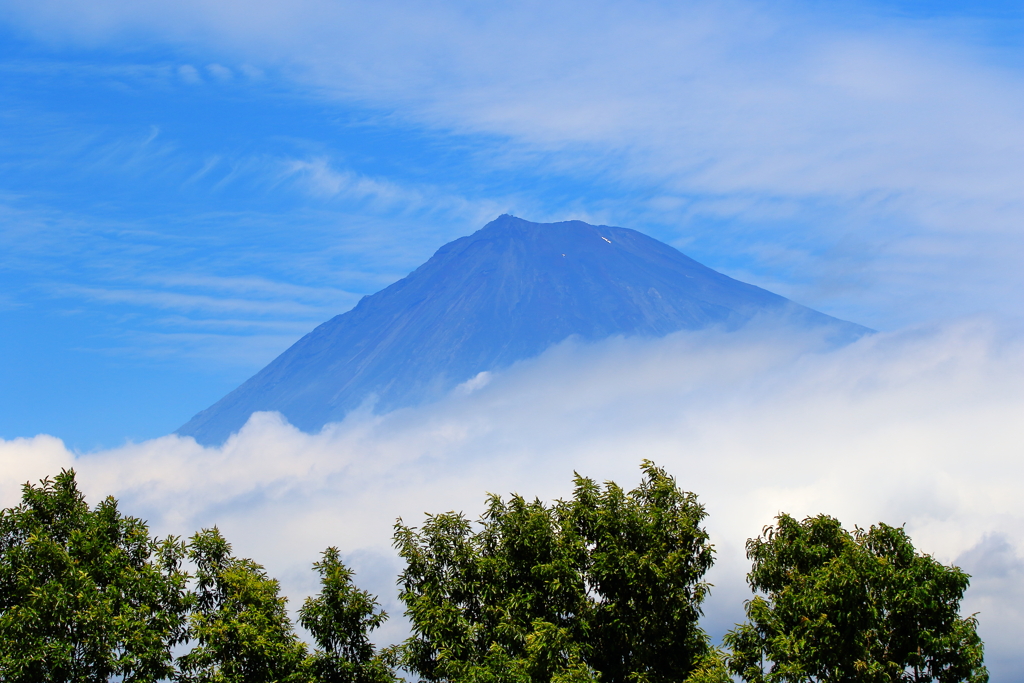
[
  {"x1": 112, "y1": 331, "x2": 305, "y2": 367},
  {"x1": 279, "y1": 157, "x2": 512, "y2": 226},
  {"x1": 282, "y1": 159, "x2": 421, "y2": 204},
  {"x1": 2, "y1": 319, "x2": 1023, "y2": 676},
  {"x1": 139, "y1": 274, "x2": 362, "y2": 307},
  {"x1": 68, "y1": 286, "x2": 333, "y2": 317}
]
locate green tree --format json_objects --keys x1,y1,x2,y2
[
  {"x1": 567, "y1": 462, "x2": 717, "y2": 682},
  {"x1": 299, "y1": 547, "x2": 396, "y2": 683},
  {"x1": 177, "y1": 527, "x2": 309, "y2": 683},
  {"x1": 392, "y1": 461, "x2": 718, "y2": 683},
  {"x1": 393, "y1": 491, "x2": 595, "y2": 683},
  {"x1": 0, "y1": 469, "x2": 190, "y2": 682},
  {"x1": 724, "y1": 514, "x2": 988, "y2": 683}
]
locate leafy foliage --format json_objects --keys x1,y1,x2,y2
[
  {"x1": 300, "y1": 547, "x2": 396, "y2": 683},
  {"x1": 177, "y1": 527, "x2": 310, "y2": 683},
  {"x1": 0, "y1": 469, "x2": 189, "y2": 683},
  {"x1": 393, "y1": 491, "x2": 596, "y2": 683},
  {"x1": 724, "y1": 514, "x2": 988, "y2": 683},
  {"x1": 569, "y1": 462, "x2": 717, "y2": 682},
  {"x1": 0, "y1": 466, "x2": 991, "y2": 683},
  {"x1": 392, "y1": 461, "x2": 717, "y2": 683}
]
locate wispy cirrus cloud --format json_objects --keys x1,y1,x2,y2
[
  {"x1": 144, "y1": 273, "x2": 352, "y2": 298},
  {"x1": 115, "y1": 331, "x2": 313, "y2": 366},
  {"x1": 282, "y1": 158, "x2": 417, "y2": 202},
  {"x1": 9, "y1": 0, "x2": 1022, "y2": 208},
  {"x1": 66, "y1": 286, "x2": 342, "y2": 317},
  {"x1": 279, "y1": 157, "x2": 518, "y2": 224},
  {"x1": 4, "y1": 0, "x2": 1024, "y2": 327},
  {"x1": 0, "y1": 149, "x2": 512, "y2": 375}
]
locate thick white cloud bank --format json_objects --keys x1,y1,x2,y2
[{"x1": 3, "y1": 320, "x2": 1024, "y2": 678}]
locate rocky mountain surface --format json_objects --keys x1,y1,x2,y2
[{"x1": 179, "y1": 215, "x2": 869, "y2": 444}]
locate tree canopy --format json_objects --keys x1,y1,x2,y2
[
  {"x1": 393, "y1": 460, "x2": 725, "y2": 683},
  {"x1": 0, "y1": 467, "x2": 989, "y2": 683},
  {"x1": 0, "y1": 470, "x2": 189, "y2": 682},
  {"x1": 724, "y1": 513, "x2": 988, "y2": 683},
  {"x1": 176, "y1": 527, "x2": 310, "y2": 683},
  {"x1": 300, "y1": 547, "x2": 396, "y2": 683}
]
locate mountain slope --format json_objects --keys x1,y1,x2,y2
[{"x1": 179, "y1": 215, "x2": 869, "y2": 444}]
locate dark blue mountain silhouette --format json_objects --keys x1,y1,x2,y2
[{"x1": 178, "y1": 215, "x2": 869, "y2": 444}]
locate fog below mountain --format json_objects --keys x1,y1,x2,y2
[{"x1": 3, "y1": 317, "x2": 1023, "y2": 678}]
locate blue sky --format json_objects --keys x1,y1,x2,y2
[
  {"x1": 2, "y1": 0, "x2": 1024, "y2": 448},
  {"x1": 3, "y1": 1, "x2": 1024, "y2": 676}
]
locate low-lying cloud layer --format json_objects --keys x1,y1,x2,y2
[{"x1": 3, "y1": 319, "x2": 1023, "y2": 678}]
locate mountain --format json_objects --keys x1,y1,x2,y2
[{"x1": 178, "y1": 215, "x2": 869, "y2": 444}]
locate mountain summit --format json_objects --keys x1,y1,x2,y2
[{"x1": 179, "y1": 215, "x2": 868, "y2": 444}]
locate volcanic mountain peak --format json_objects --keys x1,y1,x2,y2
[{"x1": 178, "y1": 215, "x2": 869, "y2": 444}]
